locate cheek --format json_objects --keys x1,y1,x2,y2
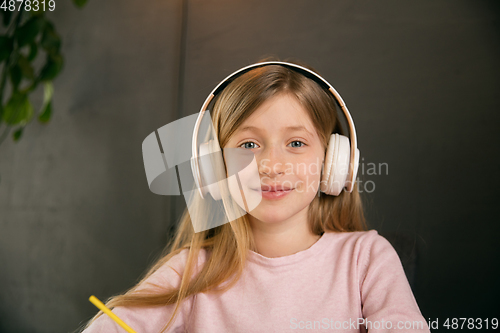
[
  {"x1": 293, "y1": 155, "x2": 323, "y2": 194},
  {"x1": 227, "y1": 175, "x2": 262, "y2": 213},
  {"x1": 295, "y1": 156, "x2": 323, "y2": 179}
]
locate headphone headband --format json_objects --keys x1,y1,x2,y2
[{"x1": 192, "y1": 61, "x2": 358, "y2": 198}]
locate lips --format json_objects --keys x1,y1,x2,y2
[
  {"x1": 249, "y1": 184, "x2": 294, "y2": 201},
  {"x1": 260, "y1": 184, "x2": 293, "y2": 192}
]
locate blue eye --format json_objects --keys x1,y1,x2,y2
[
  {"x1": 289, "y1": 141, "x2": 305, "y2": 148},
  {"x1": 240, "y1": 142, "x2": 259, "y2": 149}
]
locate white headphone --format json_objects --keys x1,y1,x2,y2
[{"x1": 191, "y1": 61, "x2": 360, "y2": 201}]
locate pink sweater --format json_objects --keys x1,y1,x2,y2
[{"x1": 82, "y1": 230, "x2": 429, "y2": 332}]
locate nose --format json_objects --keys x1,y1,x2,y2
[{"x1": 257, "y1": 146, "x2": 285, "y2": 179}]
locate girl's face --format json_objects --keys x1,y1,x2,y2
[{"x1": 224, "y1": 93, "x2": 325, "y2": 225}]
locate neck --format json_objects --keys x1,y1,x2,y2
[{"x1": 248, "y1": 206, "x2": 321, "y2": 258}]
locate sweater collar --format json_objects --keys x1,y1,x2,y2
[{"x1": 247, "y1": 232, "x2": 332, "y2": 267}]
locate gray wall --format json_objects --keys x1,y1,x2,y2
[{"x1": 0, "y1": 0, "x2": 499, "y2": 331}]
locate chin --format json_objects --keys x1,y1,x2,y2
[{"x1": 247, "y1": 209, "x2": 296, "y2": 224}]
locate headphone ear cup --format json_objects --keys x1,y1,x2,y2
[
  {"x1": 320, "y1": 134, "x2": 338, "y2": 194},
  {"x1": 321, "y1": 134, "x2": 350, "y2": 196},
  {"x1": 199, "y1": 140, "x2": 223, "y2": 200},
  {"x1": 347, "y1": 148, "x2": 360, "y2": 193}
]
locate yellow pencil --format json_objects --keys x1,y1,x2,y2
[{"x1": 89, "y1": 295, "x2": 137, "y2": 333}]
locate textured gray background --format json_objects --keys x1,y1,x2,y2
[{"x1": 0, "y1": 0, "x2": 499, "y2": 332}]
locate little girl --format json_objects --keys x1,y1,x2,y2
[{"x1": 81, "y1": 59, "x2": 429, "y2": 332}]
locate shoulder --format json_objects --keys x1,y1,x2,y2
[
  {"x1": 339, "y1": 230, "x2": 405, "y2": 283},
  {"x1": 323, "y1": 229, "x2": 391, "y2": 252},
  {"x1": 352, "y1": 229, "x2": 395, "y2": 253},
  {"x1": 340, "y1": 229, "x2": 399, "y2": 260},
  {"x1": 160, "y1": 247, "x2": 208, "y2": 273},
  {"x1": 138, "y1": 247, "x2": 208, "y2": 291},
  {"x1": 322, "y1": 229, "x2": 399, "y2": 268}
]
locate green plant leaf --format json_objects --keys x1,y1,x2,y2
[
  {"x1": 40, "y1": 53, "x2": 64, "y2": 82},
  {"x1": 0, "y1": 36, "x2": 13, "y2": 62},
  {"x1": 9, "y1": 64, "x2": 22, "y2": 89},
  {"x1": 18, "y1": 54, "x2": 35, "y2": 79},
  {"x1": 1, "y1": 8, "x2": 13, "y2": 26},
  {"x1": 27, "y1": 42, "x2": 38, "y2": 61},
  {"x1": 73, "y1": 0, "x2": 88, "y2": 8},
  {"x1": 15, "y1": 16, "x2": 45, "y2": 47},
  {"x1": 38, "y1": 82, "x2": 53, "y2": 123},
  {"x1": 2, "y1": 92, "x2": 34, "y2": 125},
  {"x1": 13, "y1": 127, "x2": 24, "y2": 141},
  {"x1": 38, "y1": 100, "x2": 52, "y2": 123},
  {"x1": 43, "y1": 81, "x2": 54, "y2": 102},
  {"x1": 41, "y1": 21, "x2": 61, "y2": 56}
]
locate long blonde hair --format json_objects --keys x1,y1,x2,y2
[{"x1": 82, "y1": 57, "x2": 367, "y2": 332}]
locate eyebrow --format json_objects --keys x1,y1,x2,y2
[{"x1": 238, "y1": 125, "x2": 314, "y2": 136}]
